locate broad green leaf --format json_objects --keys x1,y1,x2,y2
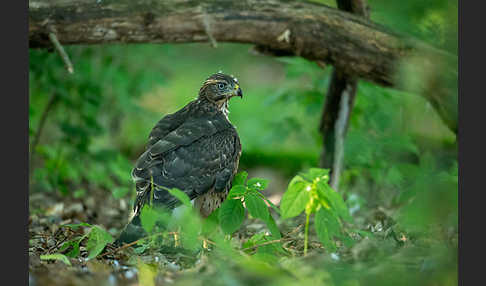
[
  {"x1": 232, "y1": 171, "x2": 248, "y2": 186},
  {"x1": 66, "y1": 242, "x2": 81, "y2": 258},
  {"x1": 315, "y1": 208, "x2": 337, "y2": 252},
  {"x1": 219, "y1": 199, "x2": 245, "y2": 234},
  {"x1": 86, "y1": 226, "x2": 114, "y2": 260},
  {"x1": 265, "y1": 214, "x2": 282, "y2": 239},
  {"x1": 167, "y1": 188, "x2": 192, "y2": 207},
  {"x1": 316, "y1": 181, "x2": 352, "y2": 222},
  {"x1": 228, "y1": 185, "x2": 247, "y2": 199},
  {"x1": 40, "y1": 253, "x2": 71, "y2": 266},
  {"x1": 202, "y1": 208, "x2": 220, "y2": 236},
  {"x1": 247, "y1": 178, "x2": 269, "y2": 191},
  {"x1": 305, "y1": 168, "x2": 330, "y2": 182},
  {"x1": 280, "y1": 179, "x2": 311, "y2": 219},
  {"x1": 317, "y1": 207, "x2": 342, "y2": 239},
  {"x1": 59, "y1": 238, "x2": 82, "y2": 258},
  {"x1": 178, "y1": 208, "x2": 202, "y2": 250},
  {"x1": 262, "y1": 196, "x2": 281, "y2": 215},
  {"x1": 287, "y1": 175, "x2": 307, "y2": 186},
  {"x1": 255, "y1": 240, "x2": 286, "y2": 262},
  {"x1": 140, "y1": 205, "x2": 160, "y2": 233},
  {"x1": 299, "y1": 168, "x2": 328, "y2": 183},
  {"x1": 245, "y1": 193, "x2": 269, "y2": 221},
  {"x1": 242, "y1": 232, "x2": 267, "y2": 249}
]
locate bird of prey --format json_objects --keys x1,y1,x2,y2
[{"x1": 116, "y1": 72, "x2": 243, "y2": 245}]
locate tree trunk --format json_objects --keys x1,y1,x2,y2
[
  {"x1": 29, "y1": 0, "x2": 457, "y2": 133},
  {"x1": 319, "y1": 0, "x2": 369, "y2": 189}
]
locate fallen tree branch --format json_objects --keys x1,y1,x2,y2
[{"x1": 29, "y1": 0, "x2": 457, "y2": 132}]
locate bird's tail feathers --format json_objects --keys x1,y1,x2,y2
[{"x1": 114, "y1": 214, "x2": 147, "y2": 247}]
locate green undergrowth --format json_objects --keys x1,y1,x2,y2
[{"x1": 40, "y1": 167, "x2": 456, "y2": 286}]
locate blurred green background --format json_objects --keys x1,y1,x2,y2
[{"x1": 29, "y1": 0, "x2": 457, "y2": 285}]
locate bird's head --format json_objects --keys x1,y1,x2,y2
[{"x1": 198, "y1": 72, "x2": 243, "y2": 108}]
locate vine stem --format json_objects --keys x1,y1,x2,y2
[{"x1": 304, "y1": 212, "x2": 310, "y2": 256}]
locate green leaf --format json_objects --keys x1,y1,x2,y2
[
  {"x1": 304, "y1": 168, "x2": 330, "y2": 182},
  {"x1": 232, "y1": 171, "x2": 248, "y2": 186},
  {"x1": 167, "y1": 188, "x2": 192, "y2": 207},
  {"x1": 40, "y1": 254, "x2": 71, "y2": 266},
  {"x1": 66, "y1": 242, "x2": 81, "y2": 258},
  {"x1": 59, "y1": 238, "x2": 82, "y2": 258},
  {"x1": 280, "y1": 177, "x2": 311, "y2": 219},
  {"x1": 85, "y1": 226, "x2": 114, "y2": 260},
  {"x1": 242, "y1": 232, "x2": 267, "y2": 249},
  {"x1": 245, "y1": 193, "x2": 269, "y2": 221},
  {"x1": 219, "y1": 199, "x2": 245, "y2": 234},
  {"x1": 265, "y1": 214, "x2": 282, "y2": 240},
  {"x1": 178, "y1": 208, "x2": 202, "y2": 251},
  {"x1": 140, "y1": 205, "x2": 160, "y2": 233},
  {"x1": 262, "y1": 196, "x2": 281, "y2": 215},
  {"x1": 314, "y1": 208, "x2": 338, "y2": 252},
  {"x1": 202, "y1": 208, "x2": 220, "y2": 236},
  {"x1": 228, "y1": 185, "x2": 247, "y2": 199},
  {"x1": 316, "y1": 181, "x2": 352, "y2": 222},
  {"x1": 247, "y1": 178, "x2": 269, "y2": 191}
]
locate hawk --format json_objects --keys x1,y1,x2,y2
[{"x1": 116, "y1": 73, "x2": 243, "y2": 245}]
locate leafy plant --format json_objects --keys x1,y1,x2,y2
[
  {"x1": 133, "y1": 172, "x2": 281, "y2": 254},
  {"x1": 280, "y1": 168, "x2": 352, "y2": 255},
  {"x1": 138, "y1": 187, "x2": 201, "y2": 251},
  {"x1": 56, "y1": 223, "x2": 114, "y2": 260},
  {"x1": 220, "y1": 171, "x2": 281, "y2": 239}
]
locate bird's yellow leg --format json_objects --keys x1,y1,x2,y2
[{"x1": 149, "y1": 176, "x2": 154, "y2": 206}]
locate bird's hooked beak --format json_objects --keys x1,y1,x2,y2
[{"x1": 233, "y1": 84, "x2": 243, "y2": 98}]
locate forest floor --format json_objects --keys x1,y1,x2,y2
[
  {"x1": 28, "y1": 167, "x2": 455, "y2": 286},
  {"x1": 28, "y1": 168, "x2": 305, "y2": 285}
]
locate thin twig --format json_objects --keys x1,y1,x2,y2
[
  {"x1": 29, "y1": 92, "x2": 60, "y2": 182},
  {"x1": 99, "y1": 232, "x2": 165, "y2": 258},
  {"x1": 285, "y1": 224, "x2": 303, "y2": 237},
  {"x1": 242, "y1": 224, "x2": 304, "y2": 253},
  {"x1": 241, "y1": 237, "x2": 293, "y2": 252},
  {"x1": 48, "y1": 32, "x2": 74, "y2": 74}
]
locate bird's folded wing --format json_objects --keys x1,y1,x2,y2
[
  {"x1": 146, "y1": 103, "x2": 193, "y2": 148},
  {"x1": 133, "y1": 114, "x2": 232, "y2": 174}
]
